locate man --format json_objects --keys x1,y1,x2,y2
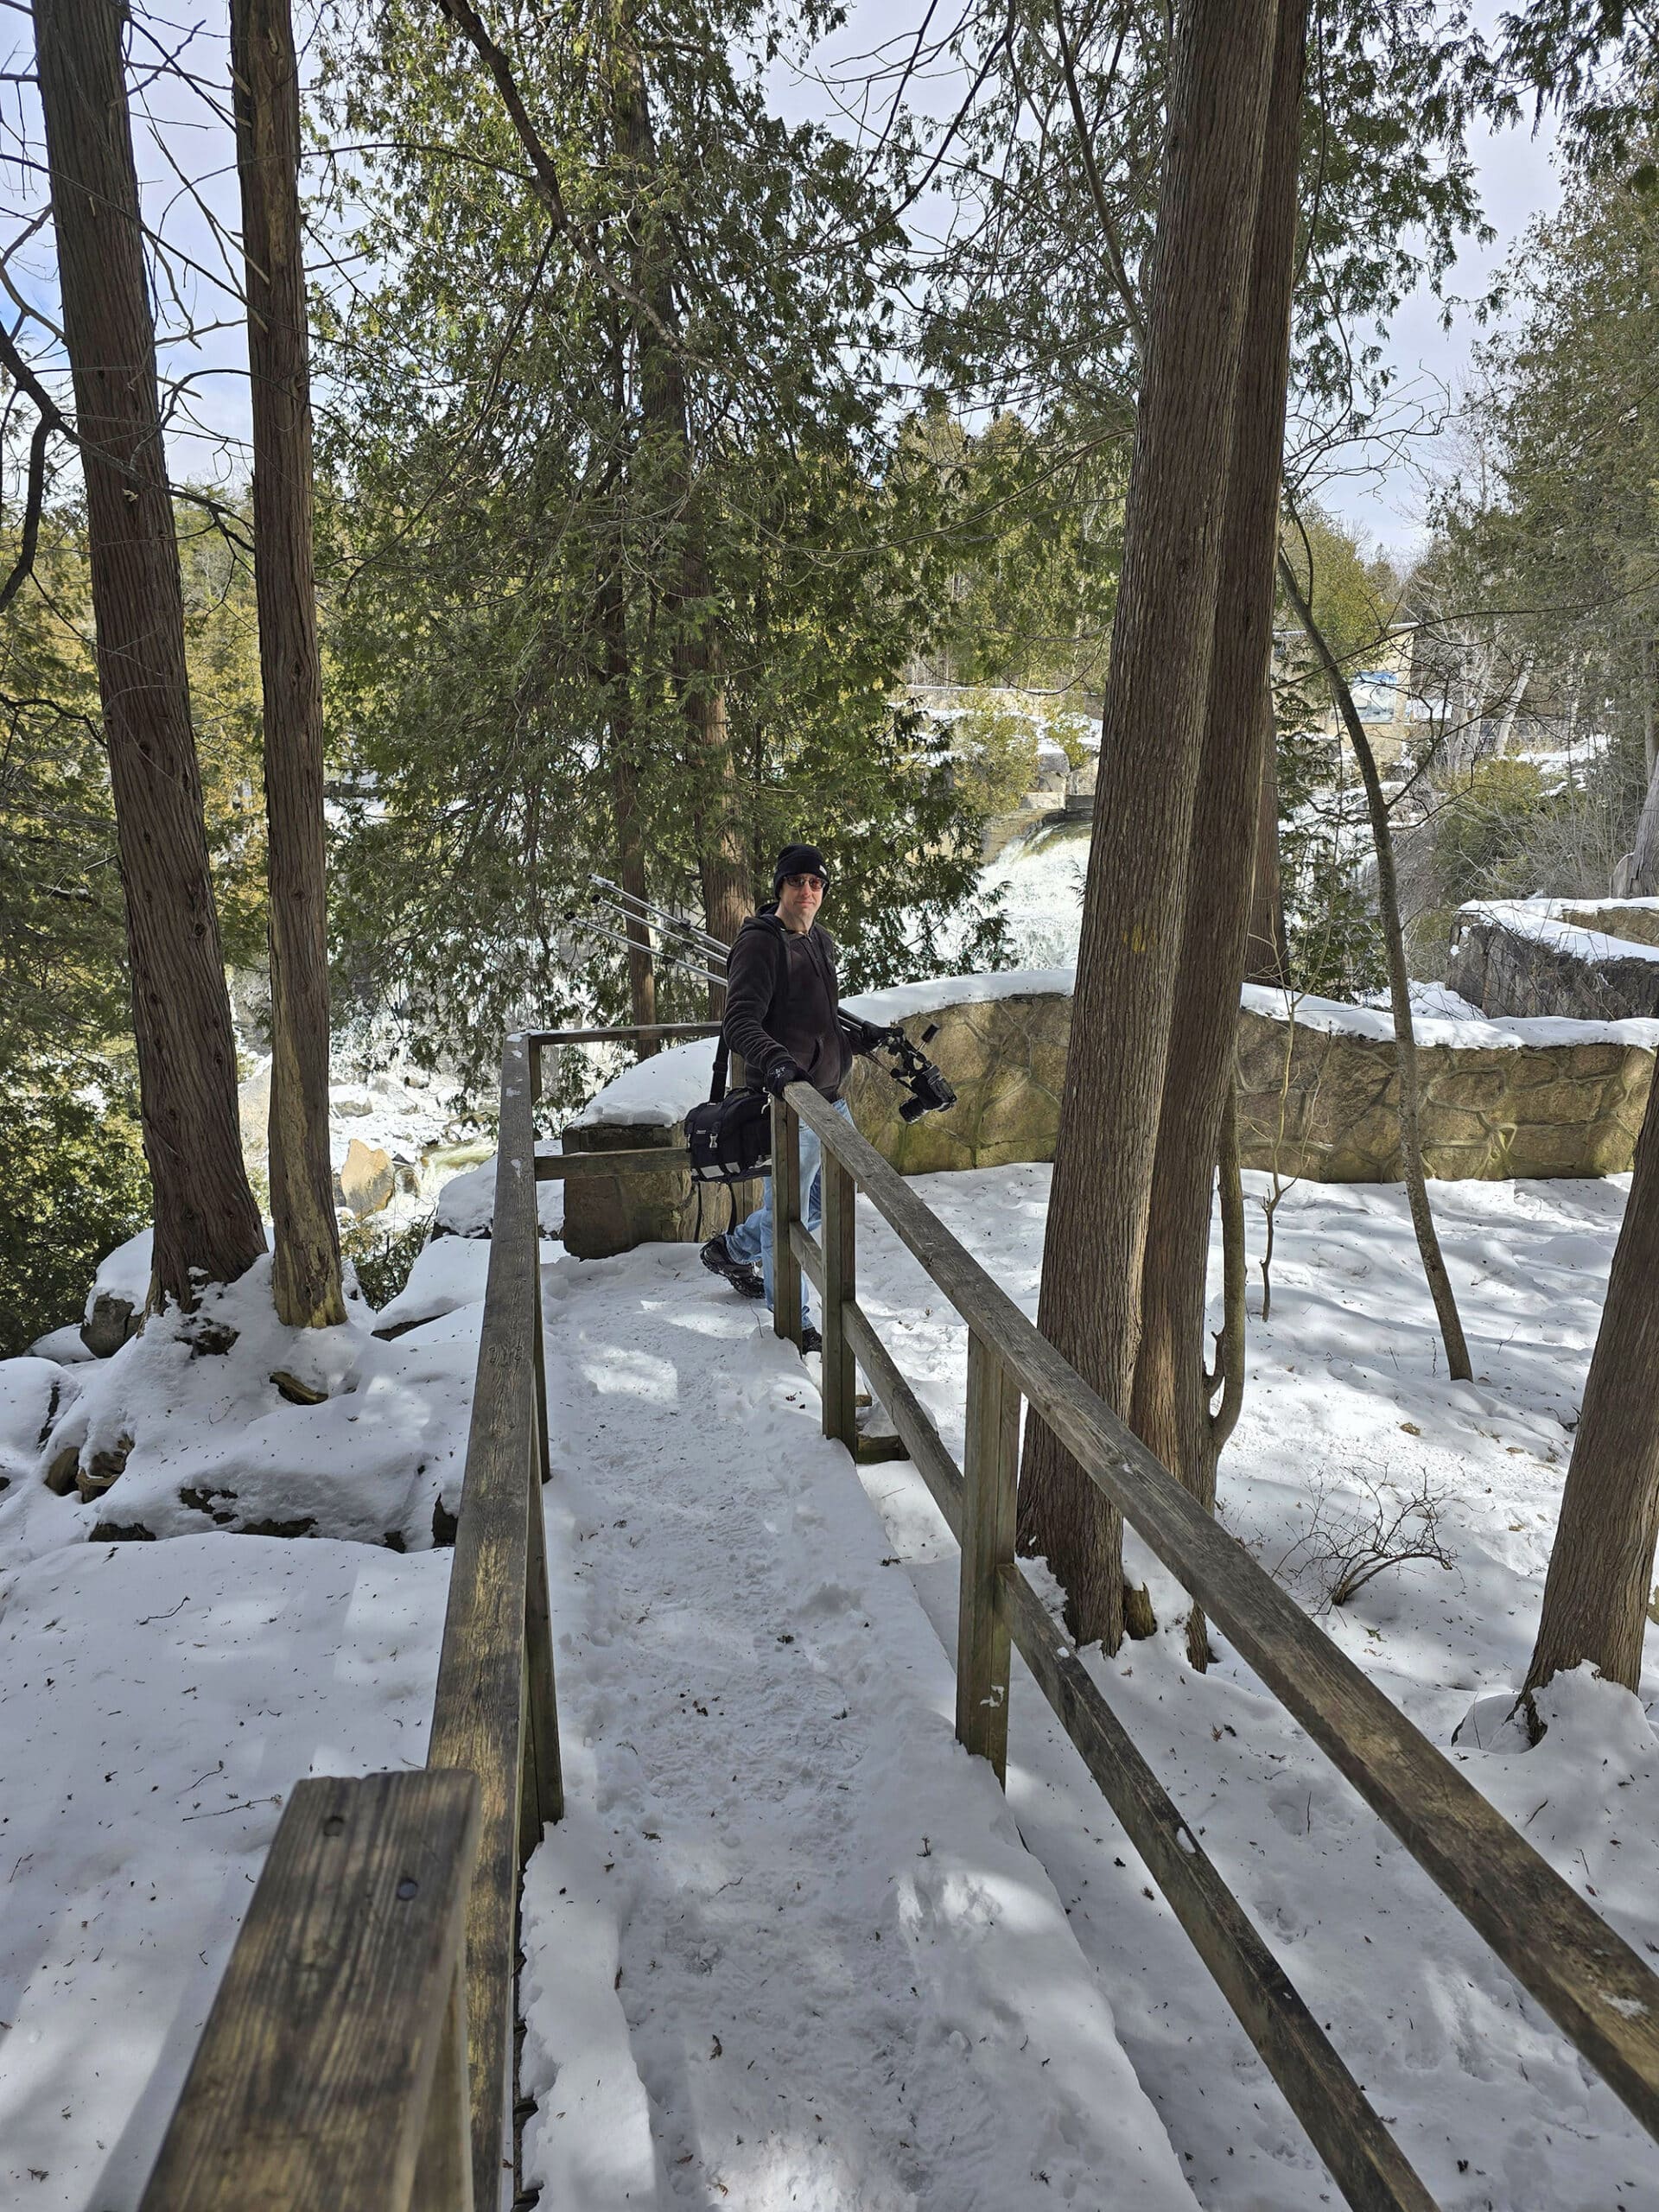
[{"x1": 701, "y1": 842, "x2": 875, "y2": 1351}]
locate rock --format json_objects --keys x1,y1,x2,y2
[
  {"x1": 76, "y1": 1433, "x2": 132, "y2": 1500},
  {"x1": 88, "y1": 1521, "x2": 155, "y2": 1542},
  {"x1": 340, "y1": 1138, "x2": 396, "y2": 1217},
  {"x1": 431, "y1": 1496, "x2": 460, "y2": 1548},
  {"x1": 270, "y1": 1369, "x2": 329, "y2": 1406},
  {"x1": 81, "y1": 1292, "x2": 141, "y2": 1359},
  {"x1": 44, "y1": 1446, "x2": 82, "y2": 1496}
]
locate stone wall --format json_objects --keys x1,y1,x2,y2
[
  {"x1": 1449, "y1": 901, "x2": 1659, "y2": 1022},
  {"x1": 561, "y1": 976, "x2": 1659, "y2": 1257},
  {"x1": 1235, "y1": 996, "x2": 1654, "y2": 1181},
  {"x1": 561, "y1": 985, "x2": 1071, "y2": 1258}
]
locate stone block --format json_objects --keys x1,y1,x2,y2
[{"x1": 340, "y1": 1139, "x2": 396, "y2": 1217}]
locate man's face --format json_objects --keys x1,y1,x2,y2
[{"x1": 777, "y1": 868, "x2": 825, "y2": 934}]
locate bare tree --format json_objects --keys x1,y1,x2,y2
[
  {"x1": 1128, "y1": 0, "x2": 1309, "y2": 1669},
  {"x1": 1277, "y1": 541, "x2": 1472, "y2": 1382},
  {"x1": 1523, "y1": 1072, "x2": 1659, "y2": 1708},
  {"x1": 34, "y1": 0, "x2": 265, "y2": 1306},
  {"x1": 1015, "y1": 0, "x2": 1281, "y2": 1649},
  {"x1": 232, "y1": 0, "x2": 346, "y2": 1327}
]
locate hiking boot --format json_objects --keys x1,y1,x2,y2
[
  {"x1": 799, "y1": 1325, "x2": 823, "y2": 1354},
  {"x1": 700, "y1": 1235, "x2": 765, "y2": 1300}
]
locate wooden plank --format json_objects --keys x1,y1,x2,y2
[
  {"x1": 534, "y1": 1147, "x2": 694, "y2": 1180},
  {"x1": 821, "y1": 1151, "x2": 858, "y2": 1442},
  {"x1": 1001, "y1": 1566, "x2": 1435, "y2": 2212},
  {"x1": 787, "y1": 1083, "x2": 1659, "y2": 2133},
  {"x1": 788, "y1": 1215, "x2": 823, "y2": 1292},
  {"x1": 956, "y1": 1333, "x2": 1020, "y2": 1782},
  {"x1": 410, "y1": 1956, "x2": 474, "y2": 2212},
  {"x1": 771, "y1": 1093, "x2": 803, "y2": 1344},
  {"x1": 427, "y1": 1031, "x2": 543, "y2": 2211},
  {"x1": 524, "y1": 1447, "x2": 564, "y2": 1826},
  {"x1": 841, "y1": 1299, "x2": 963, "y2": 1532},
  {"x1": 525, "y1": 1022, "x2": 721, "y2": 1046},
  {"x1": 140, "y1": 1770, "x2": 479, "y2": 2212}
]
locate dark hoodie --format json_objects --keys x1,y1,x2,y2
[{"x1": 721, "y1": 907, "x2": 852, "y2": 1099}]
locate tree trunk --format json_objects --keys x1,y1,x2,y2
[
  {"x1": 607, "y1": 15, "x2": 749, "y2": 960},
  {"x1": 1126, "y1": 0, "x2": 1308, "y2": 1670},
  {"x1": 1630, "y1": 637, "x2": 1659, "y2": 893},
  {"x1": 1279, "y1": 550, "x2": 1473, "y2": 1382},
  {"x1": 598, "y1": 531, "x2": 658, "y2": 1046},
  {"x1": 1492, "y1": 654, "x2": 1532, "y2": 757},
  {"x1": 1523, "y1": 1071, "x2": 1659, "y2": 1702},
  {"x1": 1015, "y1": 0, "x2": 1281, "y2": 1649},
  {"x1": 232, "y1": 0, "x2": 345, "y2": 1329},
  {"x1": 35, "y1": 0, "x2": 264, "y2": 1307}
]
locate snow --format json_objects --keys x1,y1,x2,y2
[
  {"x1": 0, "y1": 1255, "x2": 476, "y2": 1563},
  {"x1": 518, "y1": 1249, "x2": 1194, "y2": 2211},
  {"x1": 3, "y1": 1146, "x2": 1659, "y2": 2209},
  {"x1": 1459, "y1": 898, "x2": 1659, "y2": 969},
  {"x1": 843, "y1": 1161, "x2": 1659, "y2": 2210},
  {"x1": 1243, "y1": 980, "x2": 1659, "y2": 1052},
  {"x1": 370, "y1": 1234, "x2": 493, "y2": 1338},
  {"x1": 86, "y1": 1230, "x2": 152, "y2": 1323},
  {"x1": 431, "y1": 1149, "x2": 563, "y2": 1239},
  {"x1": 0, "y1": 1535, "x2": 447, "y2": 2209},
  {"x1": 572, "y1": 970, "x2": 1076, "y2": 1131}
]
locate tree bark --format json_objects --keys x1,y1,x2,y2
[
  {"x1": 232, "y1": 0, "x2": 346, "y2": 1328},
  {"x1": 1015, "y1": 0, "x2": 1281, "y2": 1649},
  {"x1": 1630, "y1": 639, "x2": 1659, "y2": 893},
  {"x1": 1279, "y1": 549, "x2": 1473, "y2": 1382},
  {"x1": 35, "y1": 0, "x2": 264, "y2": 1307},
  {"x1": 1126, "y1": 0, "x2": 1308, "y2": 1670},
  {"x1": 607, "y1": 13, "x2": 749, "y2": 959},
  {"x1": 598, "y1": 531, "x2": 658, "y2": 1046},
  {"x1": 1523, "y1": 1070, "x2": 1659, "y2": 1701}
]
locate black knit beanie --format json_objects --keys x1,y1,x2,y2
[{"x1": 772, "y1": 842, "x2": 830, "y2": 896}]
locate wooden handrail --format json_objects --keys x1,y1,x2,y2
[
  {"x1": 139, "y1": 1770, "x2": 480, "y2": 2212},
  {"x1": 779, "y1": 1076, "x2": 1659, "y2": 2179},
  {"x1": 137, "y1": 1021, "x2": 699, "y2": 2210},
  {"x1": 427, "y1": 1031, "x2": 563, "y2": 2208}
]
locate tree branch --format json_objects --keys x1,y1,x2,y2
[{"x1": 1052, "y1": 0, "x2": 1146, "y2": 348}]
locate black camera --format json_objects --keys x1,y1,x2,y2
[
  {"x1": 899, "y1": 1062, "x2": 957, "y2": 1121},
  {"x1": 842, "y1": 1013, "x2": 957, "y2": 1122}
]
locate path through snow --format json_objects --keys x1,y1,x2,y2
[{"x1": 518, "y1": 1247, "x2": 1196, "y2": 2212}]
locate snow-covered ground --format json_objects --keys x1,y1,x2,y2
[{"x1": 3, "y1": 1162, "x2": 1657, "y2": 2209}]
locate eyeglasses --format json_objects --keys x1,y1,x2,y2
[{"x1": 784, "y1": 873, "x2": 825, "y2": 891}]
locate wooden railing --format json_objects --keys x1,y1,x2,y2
[
  {"x1": 138, "y1": 1022, "x2": 716, "y2": 2210},
  {"x1": 137, "y1": 1025, "x2": 1659, "y2": 2211},
  {"x1": 772, "y1": 1079, "x2": 1659, "y2": 2212}
]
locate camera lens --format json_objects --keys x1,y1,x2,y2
[{"x1": 899, "y1": 1094, "x2": 928, "y2": 1123}]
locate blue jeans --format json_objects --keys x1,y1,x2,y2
[{"x1": 724, "y1": 1096, "x2": 855, "y2": 1326}]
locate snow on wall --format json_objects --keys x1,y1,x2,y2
[
  {"x1": 1457, "y1": 896, "x2": 1659, "y2": 968},
  {"x1": 570, "y1": 969, "x2": 1077, "y2": 1129},
  {"x1": 573, "y1": 966, "x2": 1659, "y2": 1136}
]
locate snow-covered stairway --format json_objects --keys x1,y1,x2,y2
[{"x1": 514, "y1": 1243, "x2": 1198, "y2": 2212}]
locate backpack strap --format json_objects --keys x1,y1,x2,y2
[{"x1": 709, "y1": 1033, "x2": 730, "y2": 1103}]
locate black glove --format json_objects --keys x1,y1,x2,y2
[
  {"x1": 761, "y1": 1055, "x2": 805, "y2": 1096},
  {"x1": 841, "y1": 1014, "x2": 889, "y2": 1056}
]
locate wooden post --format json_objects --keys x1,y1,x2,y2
[
  {"x1": 821, "y1": 1148, "x2": 857, "y2": 1443},
  {"x1": 956, "y1": 1332, "x2": 1020, "y2": 1783},
  {"x1": 770, "y1": 1092, "x2": 803, "y2": 1345}
]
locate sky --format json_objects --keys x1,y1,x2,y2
[{"x1": 3, "y1": 1, "x2": 1565, "y2": 561}]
